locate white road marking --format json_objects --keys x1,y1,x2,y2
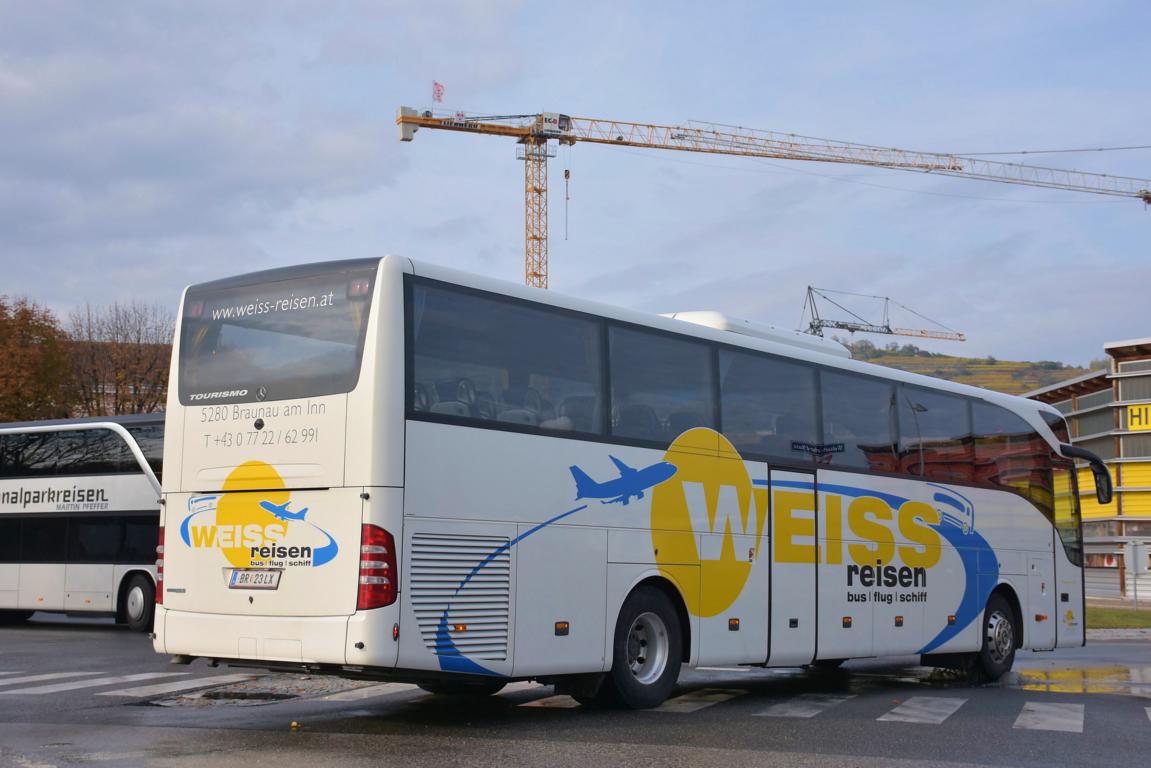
[
  {"x1": 1146, "y1": 706, "x2": 1151, "y2": 725},
  {"x1": 654, "y1": 688, "x2": 746, "y2": 713},
  {"x1": 319, "y1": 683, "x2": 418, "y2": 702},
  {"x1": 1013, "y1": 702, "x2": 1084, "y2": 733},
  {"x1": 500, "y1": 681, "x2": 546, "y2": 694},
  {"x1": 0, "y1": 672, "x2": 23, "y2": 677},
  {"x1": 0, "y1": 672, "x2": 103, "y2": 688},
  {"x1": 519, "y1": 695, "x2": 581, "y2": 709},
  {"x1": 0, "y1": 672, "x2": 186, "y2": 695},
  {"x1": 756, "y1": 693, "x2": 855, "y2": 718},
  {"x1": 878, "y1": 696, "x2": 967, "y2": 724},
  {"x1": 97, "y1": 674, "x2": 257, "y2": 698}
]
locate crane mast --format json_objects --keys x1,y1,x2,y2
[{"x1": 398, "y1": 107, "x2": 1151, "y2": 288}]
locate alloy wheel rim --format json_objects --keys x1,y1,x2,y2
[
  {"x1": 126, "y1": 586, "x2": 145, "y2": 622},
  {"x1": 626, "y1": 611, "x2": 669, "y2": 685},
  {"x1": 986, "y1": 609, "x2": 1014, "y2": 664}
]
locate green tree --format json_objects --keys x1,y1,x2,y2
[{"x1": 0, "y1": 296, "x2": 74, "y2": 421}]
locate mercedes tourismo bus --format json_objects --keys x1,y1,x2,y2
[
  {"x1": 154, "y1": 257, "x2": 1112, "y2": 708},
  {"x1": 0, "y1": 414, "x2": 163, "y2": 632}
]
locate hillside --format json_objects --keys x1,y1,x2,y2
[{"x1": 842, "y1": 340, "x2": 1099, "y2": 395}]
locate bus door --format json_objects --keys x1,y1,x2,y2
[
  {"x1": 1028, "y1": 550, "x2": 1057, "y2": 651},
  {"x1": 767, "y1": 468, "x2": 817, "y2": 666}
]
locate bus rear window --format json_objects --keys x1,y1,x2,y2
[{"x1": 178, "y1": 267, "x2": 375, "y2": 405}]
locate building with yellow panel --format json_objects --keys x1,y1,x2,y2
[{"x1": 1027, "y1": 337, "x2": 1151, "y2": 598}]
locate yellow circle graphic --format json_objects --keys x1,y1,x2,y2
[
  {"x1": 215, "y1": 460, "x2": 289, "y2": 568},
  {"x1": 650, "y1": 428, "x2": 765, "y2": 617}
]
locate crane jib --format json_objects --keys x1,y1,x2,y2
[{"x1": 396, "y1": 105, "x2": 1151, "y2": 289}]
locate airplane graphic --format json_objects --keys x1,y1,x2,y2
[
  {"x1": 569, "y1": 456, "x2": 677, "y2": 505},
  {"x1": 259, "y1": 500, "x2": 309, "y2": 521}
]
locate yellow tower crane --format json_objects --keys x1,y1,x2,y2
[{"x1": 397, "y1": 107, "x2": 1151, "y2": 289}]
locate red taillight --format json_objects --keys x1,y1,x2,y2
[
  {"x1": 357, "y1": 524, "x2": 397, "y2": 610},
  {"x1": 155, "y1": 526, "x2": 165, "y2": 605}
]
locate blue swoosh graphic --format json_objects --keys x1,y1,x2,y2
[
  {"x1": 179, "y1": 496, "x2": 219, "y2": 546},
  {"x1": 434, "y1": 503, "x2": 588, "y2": 676},
  {"x1": 756, "y1": 478, "x2": 996, "y2": 654},
  {"x1": 919, "y1": 523, "x2": 998, "y2": 653},
  {"x1": 309, "y1": 524, "x2": 339, "y2": 567}
]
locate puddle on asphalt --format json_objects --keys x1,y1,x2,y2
[
  {"x1": 694, "y1": 660, "x2": 1151, "y2": 700},
  {"x1": 1004, "y1": 665, "x2": 1151, "y2": 698}
]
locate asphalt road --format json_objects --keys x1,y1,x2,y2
[{"x1": 1, "y1": 613, "x2": 1149, "y2": 767}]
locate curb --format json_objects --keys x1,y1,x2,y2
[{"x1": 1086, "y1": 628, "x2": 1151, "y2": 641}]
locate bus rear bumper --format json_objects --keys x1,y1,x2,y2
[{"x1": 154, "y1": 606, "x2": 354, "y2": 666}]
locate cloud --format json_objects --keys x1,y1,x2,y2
[{"x1": 0, "y1": 1, "x2": 406, "y2": 303}]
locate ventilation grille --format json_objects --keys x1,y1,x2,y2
[{"x1": 410, "y1": 533, "x2": 511, "y2": 661}]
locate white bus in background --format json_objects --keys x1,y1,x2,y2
[
  {"x1": 0, "y1": 415, "x2": 163, "y2": 631},
  {"x1": 155, "y1": 257, "x2": 1112, "y2": 708}
]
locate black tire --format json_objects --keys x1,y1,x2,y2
[
  {"x1": 0, "y1": 611, "x2": 32, "y2": 625},
  {"x1": 603, "y1": 585, "x2": 683, "y2": 709},
  {"x1": 417, "y1": 679, "x2": 506, "y2": 696},
  {"x1": 972, "y1": 592, "x2": 1017, "y2": 682},
  {"x1": 123, "y1": 574, "x2": 156, "y2": 632}
]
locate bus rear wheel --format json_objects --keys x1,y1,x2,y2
[
  {"x1": 417, "y1": 680, "x2": 506, "y2": 696},
  {"x1": 972, "y1": 593, "x2": 1017, "y2": 682},
  {"x1": 0, "y1": 611, "x2": 32, "y2": 625},
  {"x1": 603, "y1": 585, "x2": 682, "y2": 709},
  {"x1": 123, "y1": 575, "x2": 155, "y2": 632}
]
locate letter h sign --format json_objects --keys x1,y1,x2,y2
[{"x1": 1129, "y1": 405, "x2": 1151, "y2": 432}]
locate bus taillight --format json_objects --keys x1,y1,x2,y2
[
  {"x1": 155, "y1": 526, "x2": 165, "y2": 605},
  {"x1": 358, "y1": 524, "x2": 397, "y2": 610}
]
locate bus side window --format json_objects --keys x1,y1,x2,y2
[
  {"x1": 718, "y1": 349, "x2": 817, "y2": 460},
  {"x1": 410, "y1": 282, "x2": 605, "y2": 436},
  {"x1": 820, "y1": 371, "x2": 896, "y2": 470},
  {"x1": 898, "y1": 387, "x2": 973, "y2": 481},
  {"x1": 609, "y1": 327, "x2": 716, "y2": 443},
  {"x1": 0, "y1": 433, "x2": 58, "y2": 477},
  {"x1": 0, "y1": 517, "x2": 20, "y2": 561},
  {"x1": 973, "y1": 401, "x2": 1053, "y2": 522},
  {"x1": 21, "y1": 518, "x2": 67, "y2": 563}
]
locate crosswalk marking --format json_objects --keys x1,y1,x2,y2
[
  {"x1": 655, "y1": 688, "x2": 746, "y2": 713},
  {"x1": 1014, "y1": 702, "x2": 1084, "y2": 733},
  {"x1": 319, "y1": 683, "x2": 418, "y2": 702},
  {"x1": 0, "y1": 672, "x2": 102, "y2": 688},
  {"x1": 756, "y1": 693, "x2": 855, "y2": 718},
  {"x1": 0, "y1": 672, "x2": 186, "y2": 695},
  {"x1": 96, "y1": 674, "x2": 256, "y2": 698},
  {"x1": 878, "y1": 696, "x2": 967, "y2": 724},
  {"x1": 519, "y1": 694, "x2": 581, "y2": 709}
]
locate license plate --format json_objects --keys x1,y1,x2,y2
[{"x1": 228, "y1": 569, "x2": 282, "y2": 590}]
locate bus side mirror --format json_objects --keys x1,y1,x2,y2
[{"x1": 1060, "y1": 444, "x2": 1113, "y2": 505}]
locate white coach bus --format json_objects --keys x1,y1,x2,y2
[
  {"x1": 154, "y1": 257, "x2": 1111, "y2": 708},
  {"x1": 0, "y1": 414, "x2": 163, "y2": 631}
]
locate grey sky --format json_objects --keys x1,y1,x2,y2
[{"x1": 1, "y1": 0, "x2": 1147, "y2": 364}]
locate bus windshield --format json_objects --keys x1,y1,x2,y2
[{"x1": 178, "y1": 266, "x2": 376, "y2": 405}]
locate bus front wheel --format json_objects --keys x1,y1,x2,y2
[
  {"x1": 603, "y1": 585, "x2": 682, "y2": 709},
  {"x1": 972, "y1": 593, "x2": 1017, "y2": 682},
  {"x1": 123, "y1": 574, "x2": 155, "y2": 632}
]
